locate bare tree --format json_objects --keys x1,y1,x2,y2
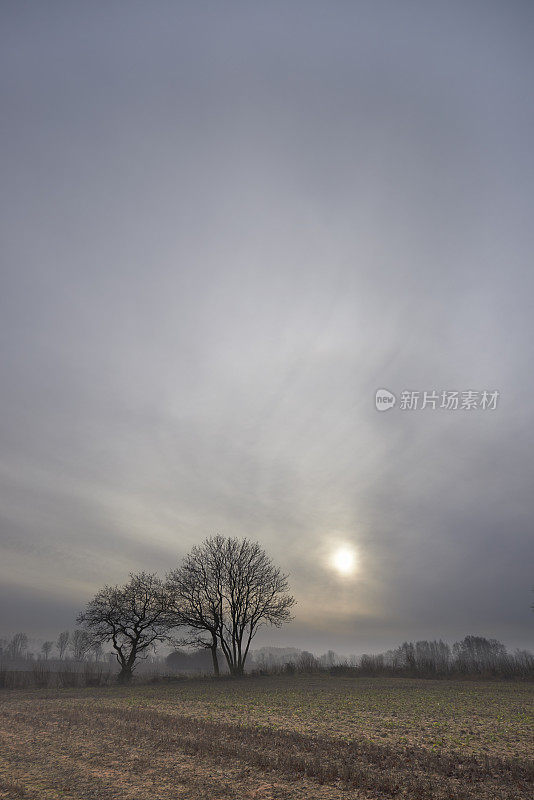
[
  {"x1": 167, "y1": 538, "x2": 225, "y2": 676},
  {"x1": 218, "y1": 537, "x2": 295, "y2": 676},
  {"x1": 56, "y1": 630, "x2": 70, "y2": 659},
  {"x1": 70, "y1": 629, "x2": 92, "y2": 661},
  {"x1": 41, "y1": 641, "x2": 53, "y2": 660},
  {"x1": 77, "y1": 572, "x2": 174, "y2": 683},
  {"x1": 297, "y1": 650, "x2": 319, "y2": 672},
  {"x1": 8, "y1": 632, "x2": 28, "y2": 660},
  {"x1": 90, "y1": 641, "x2": 103, "y2": 662},
  {"x1": 452, "y1": 635, "x2": 507, "y2": 673},
  {"x1": 169, "y1": 536, "x2": 295, "y2": 677}
]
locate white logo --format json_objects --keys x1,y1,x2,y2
[{"x1": 375, "y1": 388, "x2": 396, "y2": 411}]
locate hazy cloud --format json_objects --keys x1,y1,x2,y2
[{"x1": 1, "y1": 1, "x2": 533, "y2": 653}]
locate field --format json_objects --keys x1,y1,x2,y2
[{"x1": 0, "y1": 674, "x2": 532, "y2": 799}]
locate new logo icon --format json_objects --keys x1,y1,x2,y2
[{"x1": 375, "y1": 388, "x2": 396, "y2": 411}]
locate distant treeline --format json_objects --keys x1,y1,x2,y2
[
  {"x1": 2, "y1": 633, "x2": 533, "y2": 687},
  {"x1": 0, "y1": 630, "x2": 104, "y2": 664},
  {"x1": 167, "y1": 637, "x2": 534, "y2": 678},
  {"x1": 362, "y1": 636, "x2": 533, "y2": 678},
  {"x1": 262, "y1": 637, "x2": 534, "y2": 679}
]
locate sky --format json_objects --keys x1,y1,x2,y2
[{"x1": 1, "y1": 1, "x2": 533, "y2": 655}]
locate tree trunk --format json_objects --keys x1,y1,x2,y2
[
  {"x1": 210, "y1": 642, "x2": 220, "y2": 677},
  {"x1": 118, "y1": 665, "x2": 133, "y2": 684},
  {"x1": 219, "y1": 637, "x2": 235, "y2": 676}
]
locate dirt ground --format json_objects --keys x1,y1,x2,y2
[{"x1": 1, "y1": 674, "x2": 532, "y2": 799}]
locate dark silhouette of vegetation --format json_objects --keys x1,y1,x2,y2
[
  {"x1": 56, "y1": 630, "x2": 69, "y2": 659},
  {"x1": 70, "y1": 629, "x2": 92, "y2": 661},
  {"x1": 1, "y1": 625, "x2": 533, "y2": 687},
  {"x1": 77, "y1": 572, "x2": 174, "y2": 683},
  {"x1": 324, "y1": 636, "x2": 534, "y2": 679},
  {"x1": 41, "y1": 641, "x2": 53, "y2": 660},
  {"x1": 167, "y1": 538, "x2": 226, "y2": 676},
  {"x1": 7, "y1": 632, "x2": 28, "y2": 660},
  {"x1": 168, "y1": 536, "x2": 295, "y2": 676}
]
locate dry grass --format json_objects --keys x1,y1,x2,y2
[{"x1": 1, "y1": 675, "x2": 532, "y2": 799}]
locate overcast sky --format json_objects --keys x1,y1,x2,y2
[{"x1": 1, "y1": 1, "x2": 533, "y2": 655}]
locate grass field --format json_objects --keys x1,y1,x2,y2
[{"x1": 1, "y1": 674, "x2": 532, "y2": 799}]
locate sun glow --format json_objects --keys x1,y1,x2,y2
[{"x1": 331, "y1": 546, "x2": 357, "y2": 576}]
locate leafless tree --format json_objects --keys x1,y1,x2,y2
[
  {"x1": 218, "y1": 537, "x2": 295, "y2": 676},
  {"x1": 167, "y1": 538, "x2": 226, "y2": 676},
  {"x1": 297, "y1": 650, "x2": 319, "y2": 672},
  {"x1": 8, "y1": 632, "x2": 28, "y2": 660},
  {"x1": 77, "y1": 572, "x2": 174, "y2": 683},
  {"x1": 70, "y1": 629, "x2": 92, "y2": 661},
  {"x1": 168, "y1": 536, "x2": 295, "y2": 677},
  {"x1": 452, "y1": 635, "x2": 507, "y2": 673},
  {"x1": 90, "y1": 641, "x2": 103, "y2": 662},
  {"x1": 41, "y1": 641, "x2": 53, "y2": 660},
  {"x1": 56, "y1": 630, "x2": 70, "y2": 659}
]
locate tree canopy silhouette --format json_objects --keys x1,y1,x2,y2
[
  {"x1": 77, "y1": 572, "x2": 174, "y2": 683},
  {"x1": 168, "y1": 536, "x2": 295, "y2": 676}
]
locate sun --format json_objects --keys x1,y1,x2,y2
[{"x1": 331, "y1": 546, "x2": 357, "y2": 576}]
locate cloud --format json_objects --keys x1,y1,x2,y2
[{"x1": 1, "y1": 1, "x2": 533, "y2": 650}]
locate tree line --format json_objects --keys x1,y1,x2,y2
[
  {"x1": 233, "y1": 638, "x2": 534, "y2": 678},
  {"x1": 336, "y1": 636, "x2": 534, "y2": 678},
  {"x1": 0, "y1": 629, "x2": 103, "y2": 663}
]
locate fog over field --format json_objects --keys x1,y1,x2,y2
[{"x1": 1, "y1": 2, "x2": 533, "y2": 653}]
